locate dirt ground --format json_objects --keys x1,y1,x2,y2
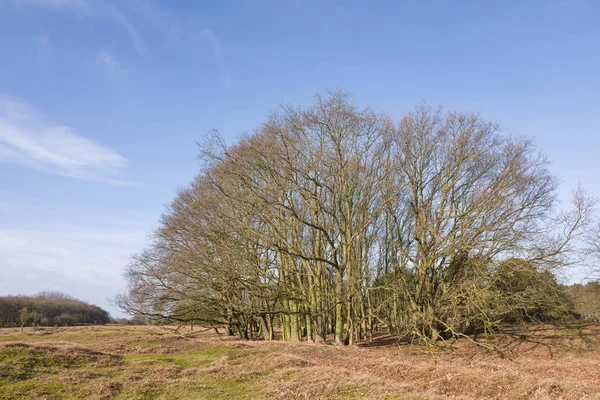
[{"x1": 1, "y1": 323, "x2": 599, "y2": 399}]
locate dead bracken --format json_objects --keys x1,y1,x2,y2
[{"x1": 1, "y1": 324, "x2": 600, "y2": 399}]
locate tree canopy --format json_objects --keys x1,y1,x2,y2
[{"x1": 117, "y1": 91, "x2": 594, "y2": 345}]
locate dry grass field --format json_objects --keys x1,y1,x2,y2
[{"x1": 1, "y1": 323, "x2": 600, "y2": 399}]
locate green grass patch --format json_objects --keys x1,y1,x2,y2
[
  {"x1": 0, "y1": 331, "x2": 264, "y2": 400},
  {"x1": 0, "y1": 344, "x2": 89, "y2": 381},
  {"x1": 0, "y1": 379, "x2": 82, "y2": 400},
  {"x1": 333, "y1": 385, "x2": 370, "y2": 399},
  {"x1": 124, "y1": 346, "x2": 249, "y2": 369},
  {"x1": 128, "y1": 338, "x2": 163, "y2": 347},
  {"x1": 115, "y1": 376, "x2": 259, "y2": 400}
]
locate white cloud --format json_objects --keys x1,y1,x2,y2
[
  {"x1": 13, "y1": 0, "x2": 145, "y2": 55},
  {"x1": 0, "y1": 224, "x2": 149, "y2": 317},
  {"x1": 35, "y1": 33, "x2": 54, "y2": 60},
  {"x1": 121, "y1": 1, "x2": 232, "y2": 88},
  {"x1": 13, "y1": 0, "x2": 231, "y2": 88},
  {"x1": 201, "y1": 29, "x2": 230, "y2": 89},
  {"x1": 0, "y1": 95, "x2": 129, "y2": 182},
  {"x1": 95, "y1": 49, "x2": 127, "y2": 76},
  {"x1": 14, "y1": 0, "x2": 89, "y2": 9},
  {"x1": 37, "y1": 33, "x2": 50, "y2": 46}
]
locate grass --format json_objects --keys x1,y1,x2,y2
[
  {"x1": 0, "y1": 343, "x2": 90, "y2": 381},
  {"x1": 0, "y1": 324, "x2": 600, "y2": 399},
  {"x1": 123, "y1": 347, "x2": 248, "y2": 369},
  {"x1": 0, "y1": 345, "x2": 260, "y2": 399},
  {"x1": 0, "y1": 327, "x2": 262, "y2": 399}
]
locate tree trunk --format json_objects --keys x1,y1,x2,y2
[{"x1": 334, "y1": 267, "x2": 345, "y2": 345}]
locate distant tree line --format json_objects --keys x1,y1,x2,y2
[
  {"x1": 0, "y1": 292, "x2": 110, "y2": 328},
  {"x1": 117, "y1": 91, "x2": 596, "y2": 345},
  {"x1": 568, "y1": 282, "x2": 600, "y2": 321},
  {"x1": 110, "y1": 314, "x2": 148, "y2": 325}
]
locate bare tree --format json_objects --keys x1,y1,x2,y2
[{"x1": 117, "y1": 91, "x2": 594, "y2": 346}]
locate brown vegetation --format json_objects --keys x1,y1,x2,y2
[{"x1": 1, "y1": 324, "x2": 600, "y2": 399}]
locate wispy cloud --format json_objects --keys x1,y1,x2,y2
[
  {"x1": 121, "y1": 0, "x2": 232, "y2": 88},
  {"x1": 12, "y1": 0, "x2": 88, "y2": 10},
  {"x1": 201, "y1": 29, "x2": 230, "y2": 89},
  {"x1": 0, "y1": 223, "x2": 149, "y2": 316},
  {"x1": 35, "y1": 33, "x2": 54, "y2": 58},
  {"x1": 13, "y1": 0, "x2": 231, "y2": 87},
  {"x1": 0, "y1": 95, "x2": 129, "y2": 183},
  {"x1": 37, "y1": 33, "x2": 50, "y2": 47},
  {"x1": 13, "y1": 0, "x2": 145, "y2": 55},
  {"x1": 95, "y1": 49, "x2": 127, "y2": 77}
]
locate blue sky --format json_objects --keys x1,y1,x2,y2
[{"x1": 0, "y1": 0, "x2": 599, "y2": 317}]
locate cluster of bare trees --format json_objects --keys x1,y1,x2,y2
[{"x1": 118, "y1": 91, "x2": 595, "y2": 345}]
